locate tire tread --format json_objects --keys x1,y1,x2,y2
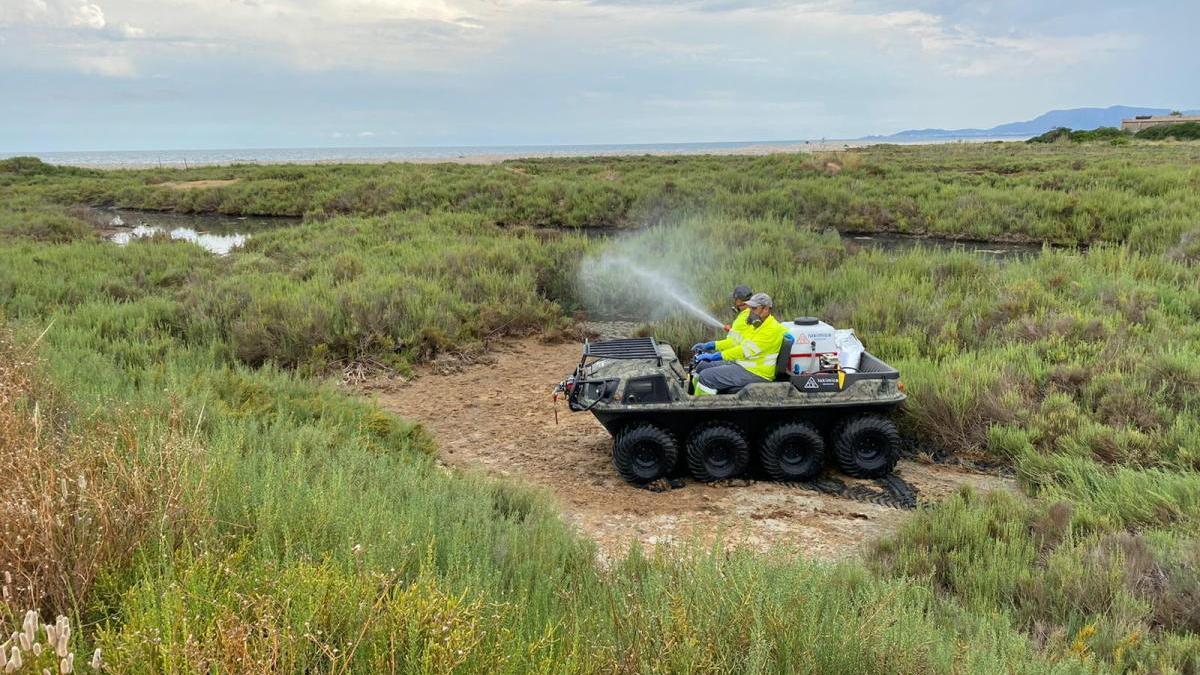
[
  {"x1": 686, "y1": 422, "x2": 750, "y2": 482},
  {"x1": 612, "y1": 423, "x2": 678, "y2": 484},
  {"x1": 760, "y1": 421, "x2": 825, "y2": 481},
  {"x1": 833, "y1": 415, "x2": 901, "y2": 478}
]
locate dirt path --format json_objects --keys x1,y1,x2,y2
[{"x1": 365, "y1": 337, "x2": 1014, "y2": 560}]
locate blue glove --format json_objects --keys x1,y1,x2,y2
[
  {"x1": 692, "y1": 341, "x2": 717, "y2": 352},
  {"x1": 696, "y1": 352, "x2": 723, "y2": 363}
]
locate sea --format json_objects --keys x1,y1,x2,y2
[
  {"x1": 8, "y1": 139, "x2": 853, "y2": 168},
  {"x1": 5, "y1": 137, "x2": 1024, "y2": 169}
]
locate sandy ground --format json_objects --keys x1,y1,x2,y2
[{"x1": 364, "y1": 336, "x2": 1015, "y2": 560}]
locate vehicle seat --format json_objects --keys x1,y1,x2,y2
[{"x1": 775, "y1": 334, "x2": 794, "y2": 382}]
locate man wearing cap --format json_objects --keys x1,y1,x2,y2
[
  {"x1": 692, "y1": 293, "x2": 786, "y2": 395},
  {"x1": 691, "y1": 285, "x2": 753, "y2": 373}
]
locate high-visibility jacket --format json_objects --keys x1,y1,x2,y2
[
  {"x1": 716, "y1": 314, "x2": 786, "y2": 380},
  {"x1": 718, "y1": 309, "x2": 751, "y2": 351}
]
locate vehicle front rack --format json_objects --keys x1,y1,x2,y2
[{"x1": 580, "y1": 337, "x2": 663, "y2": 367}]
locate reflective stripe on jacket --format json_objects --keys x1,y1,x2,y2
[
  {"x1": 714, "y1": 309, "x2": 750, "y2": 351},
  {"x1": 718, "y1": 314, "x2": 785, "y2": 380}
]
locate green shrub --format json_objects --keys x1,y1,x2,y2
[
  {"x1": 1028, "y1": 127, "x2": 1073, "y2": 144},
  {"x1": 1136, "y1": 122, "x2": 1200, "y2": 140},
  {"x1": 1027, "y1": 127, "x2": 1130, "y2": 144},
  {"x1": 0, "y1": 156, "x2": 59, "y2": 175},
  {"x1": 0, "y1": 199, "x2": 96, "y2": 243}
]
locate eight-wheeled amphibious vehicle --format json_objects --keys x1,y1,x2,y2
[{"x1": 558, "y1": 318, "x2": 906, "y2": 485}]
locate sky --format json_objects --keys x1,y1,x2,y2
[{"x1": 1, "y1": 0, "x2": 1196, "y2": 151}]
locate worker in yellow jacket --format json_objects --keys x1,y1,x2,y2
[
  {"x1": 692, "y1": 285, "x2": 753, "y2": 372},
  {"x1": 722, "y1": 284, "x2": 754, "y2": 335},
  {"x1": 693, "y1": 293, "x2": 785, "y2": 395}
]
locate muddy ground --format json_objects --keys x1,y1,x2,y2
[{"x1": 365, "y1": 336, "x2": 1015, "y2": 561}]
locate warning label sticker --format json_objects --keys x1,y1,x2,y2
[{"x1": 796, "y1": 372, "x2": 843, "y2": 393}]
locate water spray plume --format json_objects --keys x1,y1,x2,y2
[
  {"x1": 579, "y1": 252, "x2": 724, "y2": 329},
  {"x1": 618, "y1": 264, "x2": 724, "y2": 328}
]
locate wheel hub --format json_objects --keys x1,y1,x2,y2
[
  {"x1": 707, "y1": 442, "x2": 733, "y2": 469},
  {"x1": 781, "y1": 443, "x2": 805, "y2": 467},
  {"x1": 633, "y1": 442, "x2": 660, "y2": 471},
  {"x1": 857, "y1": 432, "x2": 885, "y2": 463}
]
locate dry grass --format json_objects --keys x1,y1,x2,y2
[
  {"x1": 0, "y1": 330, "x2": 205, "y2": 615},
  {"x1": 153, "y1": 179, "x2": 240, "y2": 190},
  {"x1": 0, "y1": 609, "x2": 102, "y2": 673}
]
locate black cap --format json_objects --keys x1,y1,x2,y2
[{"x1": 731, "y1": 285, "x2": 753, "y2": 302}]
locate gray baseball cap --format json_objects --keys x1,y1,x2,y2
[{"x1": 745, "y1": 292, "x2": 773, "y2": 308}]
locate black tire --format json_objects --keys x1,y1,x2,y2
[
  {"x1": 686, "y1": 423, "x2": 751, "y2": 482},
  {"x1": 760, "y1": 422, "x2": 825, "y2": 481},
  {"x1": 612, "y1": 424, "x2": 679, "y2": 484},
  {"x1": 833, "y1": 415, "x2": 901, "y2": 478}
]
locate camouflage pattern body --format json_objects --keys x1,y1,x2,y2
[{"x1": 567, "y1": 342, "x2": 905, "y2": 436}]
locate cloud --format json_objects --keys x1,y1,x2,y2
[
  {"x1": 0, "y1": 0, "x2": 1139, "y2": 81},
  {"x1": 4, "y1": 0, "x2": 117, "y2": 31},
  {"x1": 0, "y1": 0, "x2": 142, "y2": 77},
  {"x1": 550, "y1": 1, "x2": 1139, "y2": 81},
  {"x1": 757, "y1": 4, "x2": 1139, "y2": 78},
  {"x1": 70, "y1": 2, "x2": 105, "y2": 29},
  {"x1": 574, "y1": 0, "x2": 796, "y2": 11},
  {"x1": 0, "y1": 0, "x2": 1158, "y2": 152},
  {"x1": 2, "y1": 0, "x2": 145, "y2": 40},
  {"x1": 1, "y1": 0, "x2": 1192, "y2": 155},
  {"x1": 874, "y1": 11, "x2": 1141, "y2": 77},
  {"x1": 646, "y1": 92, "x2": 823, "y2": 114},
  {"x1": 71, "y1": 53, "x2": 136, "y2": 76}
]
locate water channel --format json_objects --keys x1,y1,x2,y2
[{"x1": 102, "y1": 208, "x2": 1055, "y2": 259}]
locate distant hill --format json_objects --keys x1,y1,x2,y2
[{"x1": 866, "y1": 106, "x2": 1200, "y2": 141}]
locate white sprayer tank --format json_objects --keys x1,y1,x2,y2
[{"x1": 780, "y1": 317, "x2": 865, "y2": 374}]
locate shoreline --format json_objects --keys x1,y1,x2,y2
[{"x1": 10, "y1": 137, "x2": 1027, "y2": 170}]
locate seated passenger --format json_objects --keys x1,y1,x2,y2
[
  {"x1": 693, "y1": 293, "x2": 785, "y2": 395},
  {"x1": 692, "y1": 284, "x2": 753, "y2": 374}
]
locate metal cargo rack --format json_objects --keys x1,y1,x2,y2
[{"x1": 581, "y1": 337, "x2": 663, "y2": 366}]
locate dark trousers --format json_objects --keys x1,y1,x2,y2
[{"x1": 697, "y1": 363, "x2": 767, "y2": 393}]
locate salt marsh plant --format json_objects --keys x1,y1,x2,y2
[{"x1": 0, "y1": 329, "x2": 204, "y2": 615}]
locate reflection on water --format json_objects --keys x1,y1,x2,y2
[
  {"x1": 101, "y1": 206, "x2": 1059, "y2": 259},
  {"x1": 844, "y1": 233, "x2": 1053, "y2": 258},
  {"x1": 110, "y1": 225, "x2": 248, "y2": 255},
  {"x1": 105, "y1": 209, "x2": 299, "y2": 255}
]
